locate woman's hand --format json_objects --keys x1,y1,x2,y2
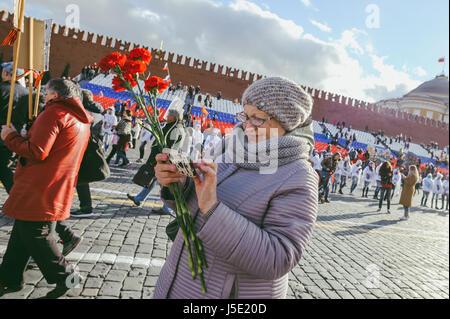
[
  {"x1": 155, "y1": 154, "x2": 186, "y2": 187},
  {"x1": 1, "y1": 124, "x2": 17, "y2": 141},
  {"x1": 193, "y1": 160, "x2": 218, "y2": 215}
]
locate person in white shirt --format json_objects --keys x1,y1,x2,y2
[
  {"x1": 103, "y1": 107, "x2": 118, "y2": 150},
  {"x1": 361, "y1": 161, "x2": 376, "y2": 197},
  {"x1": 137, "y1": 121, "x2": 154, "y2": 163},
  {"x1": 391, "y1": 168, "x2": 402, "y2": 199},
  {"x1": 203, "y1": 128, "x2": 222, "y2": 159},
  {"x1": 440, "y1": 175, "x2": 449, "y2": 210},
  {"x1": 421, "y1": 173, "x2": 434, "y2": 207},
  {"x1": 310, "y1": 149, "x2": 322, "y2": 172},
  {"x1": 131, "y1": 117, "x2": 142, "y2": 150},
  {"x1": 338, "y1": 157, "x2": 352, "y2": 194},
  {"x1": 431, "y1": 173, "x2": 444, "y2": 209},
  {"x1": 349, "y1": 160, "x2": 363, "y2": 194},
  {"x1": 373, "y1": 163, "x2": 382, "y2": 199},
  {"x1": 192, "y1": 123, "x2": 204, "y2": 154},
  {"x1": 331, "y1": 154, "x2": 343, "y2": 193}
]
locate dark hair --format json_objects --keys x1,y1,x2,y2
[
  {"x1": 379, "y1": 161, "x2": 392, "y2": 175},
  {"x1": 46, "y1": 78, "x2": 80, "y2": 99},
  {"x1": 125, "y1": 109, "x2": 132, "y2": 117},
  {"x1": 81, "y1": 89, "x2": 94, "y2": 104}
]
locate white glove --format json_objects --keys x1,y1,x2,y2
[{"x1": 20, "y1": 124, "x2": 28, "y2": 138}]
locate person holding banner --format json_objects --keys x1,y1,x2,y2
[
  {"x1": 0, "y1": 78, "x2": 92, "y2": 299},
  {"x1": 0, "y1": 62, "x2": 28, "y2": 194}
]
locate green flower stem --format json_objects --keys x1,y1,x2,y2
[
  {"x1": 171, "y1": 182, "x2": 208, "y2": 293},
  {"x1": 112, "y1": 66, "x2": 207, "y2": 293},
  {"x1": 172, "y1": 187, "x2": 197, "y2": 280}
]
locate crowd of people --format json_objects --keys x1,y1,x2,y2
[
  {"x1": 0, "y1": 57, "x2": 448, "y2": 300},
  {"x1": 310, "y1": 147, "x2": 449, "y2": 218}
]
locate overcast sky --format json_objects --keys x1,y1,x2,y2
[{"x1": 0, "y1": 0, "x2": 448, "y2": 102}]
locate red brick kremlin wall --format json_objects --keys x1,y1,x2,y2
[{"x1": 0, "y1": 11, "x2": 448, "y2": 147}]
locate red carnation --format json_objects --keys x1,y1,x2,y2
[
  {"x1": 112, "y1": 73, "x2": 137, "y2": 92},
  {"x1": 123, "y1": 60, "x2": 147, "y2": 75},
  {"x1": 99, "y1": 52, "x2": 127, "y2": 72},
  {"x1": 145, "y1": 76, "x2": 170, "y2": 94},
  {"x1": 112, "y1": 75, "x2": 127, "y2": 92},
  {"x1": 128, "y1": 48, "x2": 152, "y2": 65}
]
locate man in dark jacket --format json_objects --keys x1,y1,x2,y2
[
  {"x1": 126, "y1": 109, "x2": 183, "y2": 214},
  {"x1": 319, "y1": 152, "x2": 340, "y2": 203},
  {"x1": 0, "y1": 62, "x2": 28, "y2": 193},
  {"x1": 71, "y1": 89, "x2": 105, "y2": 218}
]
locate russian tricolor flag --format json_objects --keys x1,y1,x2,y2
[
  {"x1": 163, "y1": 75, "x2": 170, "y2": 82},
  {"x1": 163, "y1": 63, "x2": 169, "y2": 70},
  {"x1": 438, "y1": 57, "x2": 445, "y2": 63}
]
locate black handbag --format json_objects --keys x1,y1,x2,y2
[
  {"x1": 132, "y1": 163, "x2": 155, "y2": 188},
  {"x1": 78, "y1": 135, "x2": 110, "y2": 184},
  {"x1": 166, "y1": 219, "x2": 179, "y2": 242}
]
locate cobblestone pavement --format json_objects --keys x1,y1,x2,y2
[{"x1": 0, "y1": 148, "x2": 448, "y2": 299}]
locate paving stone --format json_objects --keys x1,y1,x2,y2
[
  {"x1": 142, "y1": 287, "x2": 155, "y2": 299},
  {"x1": 82, "y1": 288, "x2": 100, "y2": 297},
  {"x1": 98, "y1": 281, "x2": 122, "y2": 297},
  {"x1": 120, "y1": 291, "x2": 142, "y2": 299},
  {"x1": 105, "y1": 270, "x2": 128, "y2": 282},
  {"x1": 89, "y1": 264, "x2": 111, "y2": 278},
  {"x1": 84, "y1": 277, "x2": 104, "y2": 289},
  {"x1": 144, "y1": 276, "x2": 159, "y2": 287},
  {"x1": 123, "y1": 277, "x2": 144, "y2": 291},
  {"x1": 323, "y1": 289, "x2": 341, "y2": 299}
]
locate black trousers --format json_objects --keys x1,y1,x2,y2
[
  {"x1": 106, "y1": 145, "x2": 118, "y2": 164},
  {"x1": 76, "y1": 183, "x2": 92, "y2": 211},
  {"x1": 379, "y1": 187, "x2": 392, "y2": 210},
  {"x1": 0, "y1": 220, "x2": 71, "y2": 286},
  {"x1": 139, "y1": 141, "x2": 148, "y2": 160},
  {"x1": 0, "y1": 145, "x2": 14, "y2": 194},
  {"x1": 55, "y1": 221, "x2": 75, "y2": 243}
]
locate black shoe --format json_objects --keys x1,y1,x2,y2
[
  {"x1": 338, "y1": 190, "x2": 343, "y2": 195},
  {"x1": 70, "y1": 209, "x2": 94, "y2": 218},
  {"x1": 324, "y1": 199, "x2": 330, "y2": 203},
  {"x1": 127, "y1": 194, "x2": 142, "y2": 207},
  {"x1": 0, "y1": 283, "x2": 24, "y2": 297},
  {"x1": 62, "y1": 235, "x2": 83, "y2": 257}
]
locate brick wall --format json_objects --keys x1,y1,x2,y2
[{"x1": 0, "y1": 10, "x2": 448, "y2": 147}]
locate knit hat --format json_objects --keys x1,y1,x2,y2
[
  {"x1": 242, "y1": 77, "x2": 313, "y2": 132},
  {"x1": 1, "y1": 62, "x2": 24, "y2": 77}
]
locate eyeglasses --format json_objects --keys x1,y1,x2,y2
[{"x1": 236, "y1": 112, "x2": 272, "y2": 127}]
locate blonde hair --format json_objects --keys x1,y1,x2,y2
[{"x1": 409, "y1": 165, "x2": 418, "y2": 178}]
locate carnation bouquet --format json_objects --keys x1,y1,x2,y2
[{"x1": 99, "y1": 48, "x2": 208, "y2": 293}]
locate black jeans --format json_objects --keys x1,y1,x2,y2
[
  {"x1": 55, "y1": 221, "x2": 75, "y2": 243},
  {"x1": 0, "y1": 145, "x2": 14, "y2": 194},
  {"x1": 421, "y1": 191, "x2": 430, "y2": 206},
  {"x1": 76, "y1": 183, "x2": 92, "y2": 212},
  {"x1": 379, "y1": 187, "x2": 392, "y2": 210},
  {"x1": 0, "y1": 220, "x2": 71, "y2": 286},
  {"x1": 139, "y1": 141, "x2": 148, "y2": 160},
  {"x1": 106, "y1": 145, "x2": 118, "y2": 164}
]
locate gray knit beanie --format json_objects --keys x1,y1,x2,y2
[{"x1": 242, "y1": 76, "x2": 313, "y2": 132}]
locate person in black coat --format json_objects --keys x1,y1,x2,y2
[
  {"x1": 377, "y1": 161, "x2": 393, "y2": 214},
  {"x1": 0, "y1": 63, "x2": 29, "y2": 194},
  {"x1": 71, "y1": 89, "x2": 105, "y2": 218},
  {"x1": 127, "y1": 109, "x2": 184, "y2": 214}
]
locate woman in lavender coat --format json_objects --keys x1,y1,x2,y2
[{"x1": 153, "y1": 77, "x2": 319, "y2": 299}]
